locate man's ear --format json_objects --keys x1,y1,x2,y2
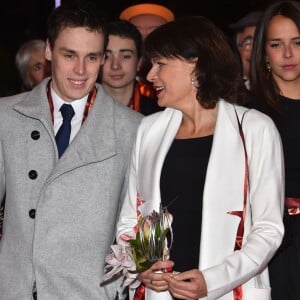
[{"x1": 45, "y1": 39, "x2": 52, "y2": 61}]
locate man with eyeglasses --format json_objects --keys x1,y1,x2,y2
[{"x1": 229, "y1": 11, "x2": 262, "y2": 90}]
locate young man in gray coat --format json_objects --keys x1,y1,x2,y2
[{"x1": 0, "y1": 2, "x2": 142, "y2": 299}]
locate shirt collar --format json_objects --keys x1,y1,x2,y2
[{"x1": 51, "y1": 87, "x2": 88, "y2": 121}]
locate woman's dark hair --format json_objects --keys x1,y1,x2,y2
[
  {"x1": 47, "y1": 1, "x2": 108, "y2": 50},
  {"x1": 251, "y1": 0, "x2": 300, "y2": 119},
  {"x1": 144, "y1": 15, "x2": 246, "y2": 108}
]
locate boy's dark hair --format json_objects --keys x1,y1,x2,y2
[{"x1": 107, "y1": 20, "x2": 143, "y2": 59}]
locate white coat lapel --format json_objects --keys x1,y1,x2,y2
[
  {"x1": 199, "y1": 100, "x2": 247, "y2": 269},
  {"x1": 138, "y1": 108, "x2": 182, "y2": 214}
]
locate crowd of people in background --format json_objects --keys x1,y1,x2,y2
[{"x1": 0, "y1": 0, "x2": 299, "y2": 299}]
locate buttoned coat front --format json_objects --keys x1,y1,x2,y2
[
  {"x1": 117, "y1": 100, "x2": 285, "y2": 300},
  {"x1": 0, "y1": 78, "x2": 142, "y2": 299}
]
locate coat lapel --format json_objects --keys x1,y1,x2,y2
[
  {"x1": 138, "y1": 108, "x2": 182, "y2": 213},
  {"x1": 13, "y1": 80, "x2": 118, "y2": 182},
  {"x1": 199, "y1": 100, "x2": 247, "y2": 269},
  {"x1": 13, "y1": 78, "x2": 54, "y2": 139}
]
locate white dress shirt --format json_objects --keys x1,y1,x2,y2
[{"x1": 51, "y1": 88, "x2": 88, "y2": 143}]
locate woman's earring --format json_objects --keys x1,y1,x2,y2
[
  {"x1": 191, "y1": 77, "x2": 196, "y2": 85},
  {"x1": 266, "y1": 62, "x2": 271, "y2": 75}
]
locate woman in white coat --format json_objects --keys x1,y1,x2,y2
[{"x1": 116, "y1": 16, "x2": 285, "y2": 300}]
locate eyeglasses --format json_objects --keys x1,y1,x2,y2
[{"x1": 237, "y1": 36, "x2": 253, "y2": 49}]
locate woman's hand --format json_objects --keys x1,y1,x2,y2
[
  {"x1": 137, "y1": 260, "x2": 174, "y2": 292},
  {"x1": 163, "y1": 269, "x2": 208, "y2": 300}
]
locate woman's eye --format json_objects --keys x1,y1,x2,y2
[
  {"x1": 33, "y1": 64, "x2": 42, "y2": 72},
  {"x1": 269, "y1": 42, "x2": 280, "y2": 48},
  {"x1": 294, "y1": 39, "x2": 300, "y2": 46}
]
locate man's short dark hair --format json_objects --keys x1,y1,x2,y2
[{"x1": 47, "y1": 1, "x2": 108, "y2": 49}]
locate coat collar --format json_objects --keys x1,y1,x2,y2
[
  {"x1": 13, "y1": 78, "x2": 118, "y2": 180},
  {"x1": 49, "y1": 84, "x2": 117, "y2": 178},
  {"x1": 13, "y1": 78, "x2": 54, "y2": 133}
]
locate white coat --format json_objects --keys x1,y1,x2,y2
[{"x1": 117, "y1": 100, "x2": 285, "y2": 300}]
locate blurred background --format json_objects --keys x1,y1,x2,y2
[{"x1": 0, "y1": 0, "x2": 276, "y2": 96}]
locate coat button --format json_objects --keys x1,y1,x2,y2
[
  {"x1": 28, "y1": 170, "x2": 38, "y2": 179},
  {"x1": 29, "y1": 209, "x2": 36, "y2": 219},
  {"x1": 31, "y1": 131, "x2": 40, "y2": 140}
]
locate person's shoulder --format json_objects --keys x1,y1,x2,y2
[
  {"x1": 222, "y1": 100, "x2": 277, "y2": 132},
  {"x1": 1, "y1": 79, "x2": 49, "y2": 108},
  {"x1": 114, "y1": 99, "x2": 143, "y2": 122},
  {"x1": 0, "y1": 91, "x2": 29, "y2": 108},
  {"x1": 236, "y1": 105, "x2": 279, "y2": 138},
  {"x1": 223, "y1": 100, "x2": 271, "y2": 121},
  {"x1": 243, "y1": 106, "x2": 275, "y2": 126}
]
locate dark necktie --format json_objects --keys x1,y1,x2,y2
[{"x1": 55, "y1": 104, "x2": 75, "y2": 158}]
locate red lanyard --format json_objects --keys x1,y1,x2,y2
[{"x1": 46, "y1": 79, "x2": 97, "y2": 124}]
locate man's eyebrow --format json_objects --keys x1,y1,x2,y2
[
  {"x1": 60, "y1": 47, "x2": 76, "y2": 53},
  {"x1": 87, "y1": 51, "x2": 103, "y2": 56},
  {"x1": 60, "y1": 47, "x2": 103, "y2": 56},
  {"x1": 106, "y1": 49, "x2": 135, "y2": 53}
]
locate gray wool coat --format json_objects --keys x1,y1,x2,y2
[{"x1": 0, "y1": 78, "x2": 143, "y2": 299}]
